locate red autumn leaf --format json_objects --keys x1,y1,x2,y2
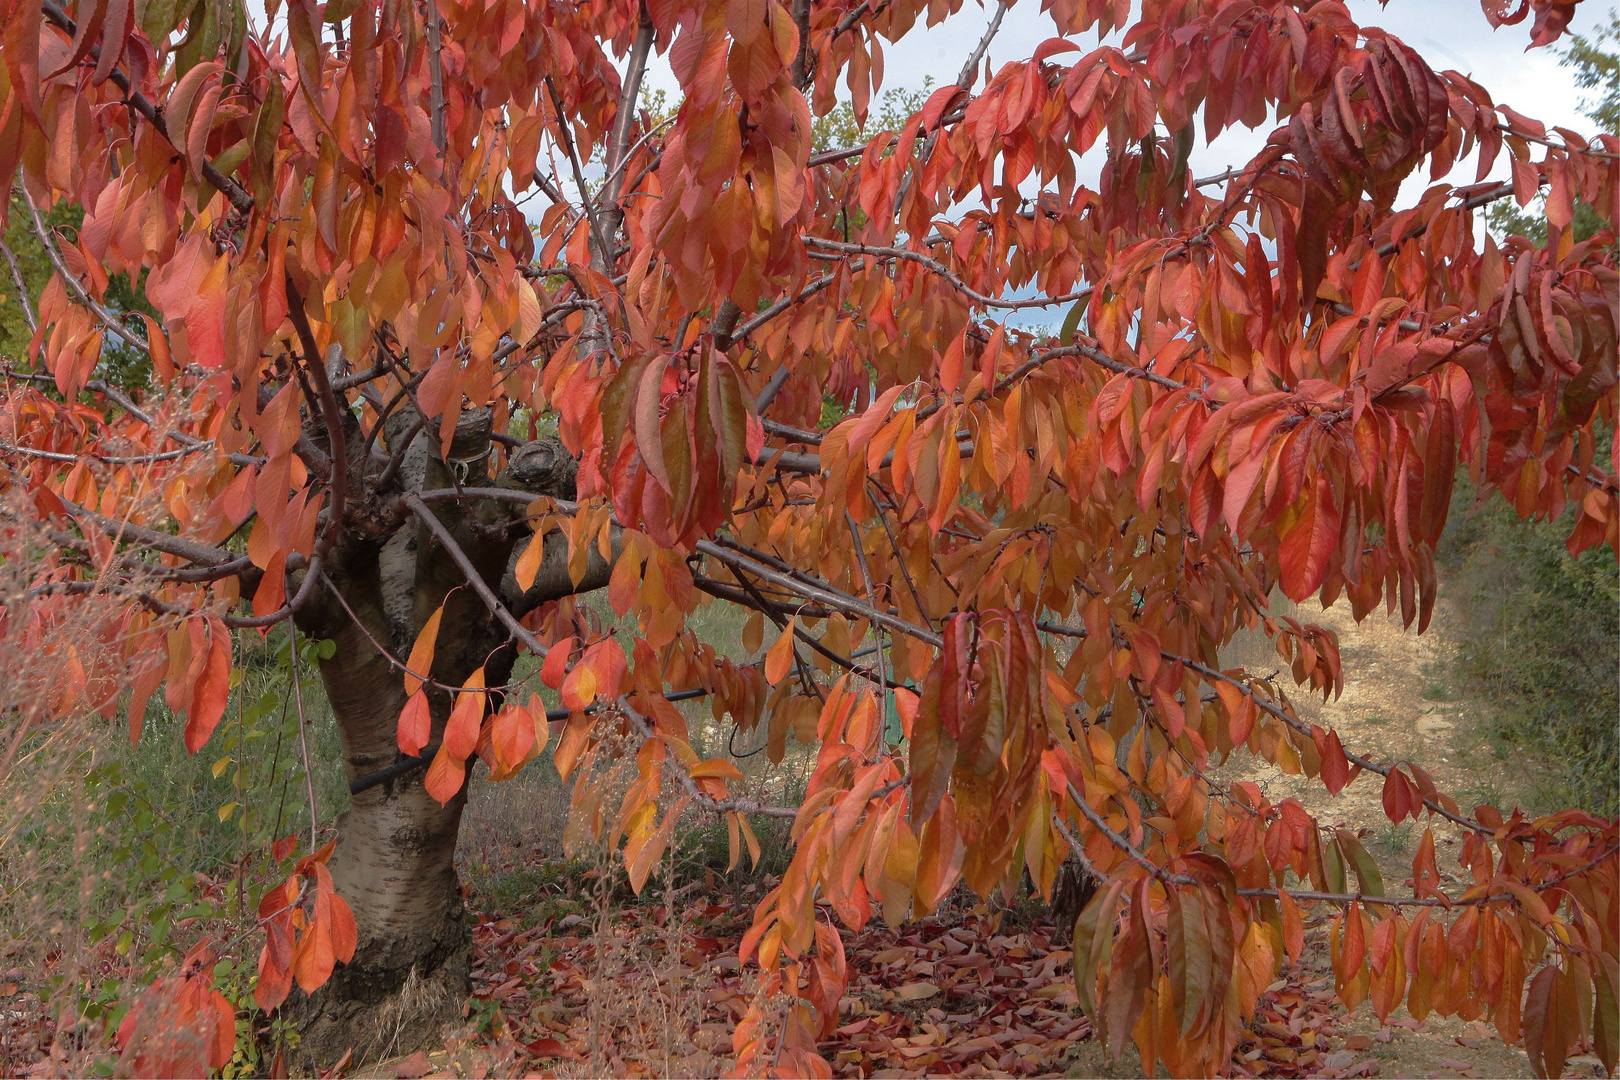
[
  {"x1": 442, "y1": 667, "x2": 486, "y2": 760},
  {"x1": 541, "y1": 637, "x2": 574, "y2": 689},
  {"x1": 397, "y1": 688, "x2": 432, "y2": 756},
  {"x1": 1278, "y1": 473, "x2": 1341, "y2": 602},
  {"x1": 1319, "y1": 728, "x2": 1350, "y2": 794},
  {"x1": 184, "y1": 616, "x2": 232, "y2": 754},
  {"x1": 423, "y1": 743, "x2": 467, "y2": 806}
]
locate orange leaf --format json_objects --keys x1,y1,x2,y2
[
  {"x1": 184, "y1": 616, "x2": 231, "y2": 754},
  {"x1": 490, "y1": 702, "x2": 535, "y2": 775},
  {"x1": 290, "y1": 911, "x2": 335, "y2": 993},
  {"x1": 328, "y1": 892, "x2": 357, "y2": 964},
  {"x1": 514, "y1": 528, "x2": 547, "y2": 592},
  {"x1": 397, "y1": 688, "x2": 431, "y2": 756},
  {"x1": 690, "y1": 758, "x2": 745, "y2": 781},
  {"x1": 764, "y1": 617, "x2": 796, "y2": 685},
  {"x1": 423, "y1": 742, "x2": 466, "y2": 805},
  {"x1": 560, "y1": 660, "x2": 599, "y2": 711},
  {"x1": 404, "y1": 603, "x2": 445, "y2": 697},
  {"x1": 541, "y1": 637, "x2": 574, "y2": 689},
  {"x1": 442, "y1": 667, "x2": 486, "y2": 760},
  {"x1": 1278, "y1": 889, "x2": 1304, "y2": 964},
  {"x1": 253, "y1": 946, "x2": 293, "y2": 1012}
]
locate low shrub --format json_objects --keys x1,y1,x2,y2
[{"x1": 1439, "y1": 460, "x2": 1619, "y2": 816}]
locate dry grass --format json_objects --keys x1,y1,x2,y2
[{"x1": 0, "y1": 492, "x2": 159, "y2": 1076}]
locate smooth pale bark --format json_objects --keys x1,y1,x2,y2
[{"x1": 280, "y1": 415, "x2": 608, "y2": 1067}]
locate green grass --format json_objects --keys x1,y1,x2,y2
[
  {"x1": 469, "y1": 858, "x2": 595, "y2": 929},
  {"x1": 0, "y1": 626, "x2": 350, "y2": 1075},
  {"x1": 1438, "y1": 455, "x2": 1619, "y2": 817},
  {"x1": 1370, "y1": 822, "x2": 1414, "y2": 857}
]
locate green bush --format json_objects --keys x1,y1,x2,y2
[{"x1": 1439, "y1": 458, "x2": 1619, "y2": 817}]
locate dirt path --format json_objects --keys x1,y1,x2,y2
[{"x1": 1215, "y1": 596, "x2": 1563, "y2": 1080}]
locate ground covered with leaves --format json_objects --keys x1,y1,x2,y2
[
  {"x1": 378, "y1": 598, "x2": 1582, "y2": 1080},
  {"x1": 371, "y1": 861, "x2": 1542, "y2": 1080}
]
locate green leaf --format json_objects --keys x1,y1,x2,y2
[
  {"x1": 1072, "y1": 878, "x2": 1125, "y2": 1021},
  {"x1": 1167, "y1": 885, "x2": 1212, "y2": 1036},
  {"x1": 1334, "y1": 829, "x2": 1385, "y2": 896},
  {"x1": 1059, "y1": 300, "x2": 1085, "y2": 346},
  {"x1": 1323, "y1": 834, "x2": 1348, "y2": 895}
]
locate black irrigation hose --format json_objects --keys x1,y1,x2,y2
[{"x1": 347, "y1": 645, "x2": 888, "y2": 795}]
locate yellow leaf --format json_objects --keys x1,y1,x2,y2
[
  {"x1": 739, "y1": 813, "x2": 762, "y2": 869},
  {"x1": 764, "y1": 617, "x2": 796, "y2": 685},
  {"x1": 515, "y1": 277, "x2": 543, "y2": 342},
  {"x1": 218, "y1": 801, "x2": 238, "y2": 821},
  {"x1": 212, "y1": 757, "x2": 230, "y2": 778},
  {"x1": 405, "y1": 604, "x2": 445, "y2": 697}
]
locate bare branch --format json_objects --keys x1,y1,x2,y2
[
  {"x1": 21, "y1": 186, "x2": 151, "y2": 355},
  {"x1": 696, "y1": 538, "x2": 942, "y2": 647},
  {"x1": 425, "y1": 0, "x2": 449, "y2": 159},
  {"x1": 283, "y1": 282, "x2": 349, "y2": 558},
  {"x1": 754, "y1": 366, "x2": 794, "y2": 413},
  {"x1": 604, "y1": 5, "x2": 656, "y2": 200},
  {"x1": 403, "y1": 491, "x2": 551, "y2": 658},
  {"x1": 546, "y1": 78, "x2": 617, "y2": 276},
  {"x1": 957, "y1": 1, "x2": 1007, "y2": 90},
  {"x1": 802, "y1": 236, "x2": 1093, "y2": 311},
  {"x1": 730, "y1": 271, "x2": 838, "y2": 345}
]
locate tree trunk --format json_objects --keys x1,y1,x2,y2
[
  {"x1": 278, "y1": 414, "x2": 607, "y2": 1069},
  {"x1": 1049, "y1": 848, "x2": 1099, "y2": 939}
]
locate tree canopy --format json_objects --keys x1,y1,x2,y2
[{"x1": 0, "y1": 0, "x2": 1615, "y2": 1073}]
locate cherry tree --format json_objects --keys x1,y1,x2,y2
[{"x1": 0, "y1": 0, "x2": 1614, "y2": 1071}]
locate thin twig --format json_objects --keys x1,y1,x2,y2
[
  {"x1": 845, "y1": 511, "x2": 892, "y2": 725},
  {"x1": 617, "y1": 697, "x2": 798, "y2": 818},
  {"x1": 20, "y1": 187, "x2": 150, "y2": 355},
  {"x1": 283, "y1": 287, "x2": 348, "y2": 558},
  {"x1": 288, "y1": 622, "x2": 321, "y2": 852},
  {"x1": 0, "y1": 237, "x2": 35, "y2": 334},
  {"x1": 957, "y1": 1, "x2": 1006, "y2": 89},
  {"x1": 403, "y1": 492, "x2": 551, "y2": 658}
]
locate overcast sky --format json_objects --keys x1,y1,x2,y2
[
  {"x1": 629, "y1": 0, "x2": 1610, "y2": 188},
  {"x1": 252, "y1": 0, "x2": 1610, "y2": 183}
]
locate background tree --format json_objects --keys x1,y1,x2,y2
[
  {"x1": 1486, "y1": 8, "x2": 1616, "y2": 243},
  {"x1": 0, "y1": 0, "x2": 1615, "y2": 1073}
]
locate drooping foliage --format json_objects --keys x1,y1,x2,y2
[{"x1": 0, "y1": 0, "x2": 1615, "y2": 1072}]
